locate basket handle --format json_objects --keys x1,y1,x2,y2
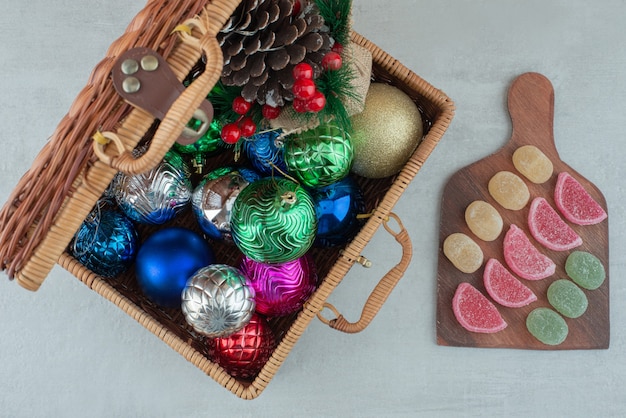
[
  {"x1": 317, "y1": 213, "x2": 413, "y2": 333},
  {"x1": 95, "y1": 0, "x2": 239, "y2": 175}
]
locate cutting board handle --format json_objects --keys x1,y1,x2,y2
[{"x1": 508, "y1": 72, "x2": 558, "y2": 154}]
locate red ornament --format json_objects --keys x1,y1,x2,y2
[
  {"x1": 292, "y1": 98, "x2": 308, "y2": 113},
  {"x1": 239, "y1": 117, "x2": 257, "y2": 138},
  {"x1": 293, "y1": 78, "x2": 316, "y2": 100},
  {"x1": 232, "y1": 96, "x2": 252, "y2": 115},
  {"x1": 208, "y1": 313, "x2": 276, "y2": 379},
  {"x1": 262, "y1": 104, "x2": 281, "y2": 120},
  {"x1": 221, "y1": 123, "x2": 241, "y2": 144},
  {"x1": 306, "y1": 91, "x2": 326, "y2": 112},
  {"x1": 322, "y1": 51, "x2": 343, "y2": 71},
  {"x1": 292, "y1": 0, "x2": 302, "y2": 16},
  {"x1": 292, "y1": 62, "x2": 313, "y2": 80}
]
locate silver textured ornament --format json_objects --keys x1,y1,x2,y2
[
  {"x1": 192, "y1": 168, "x2": 254, "y2": 242},
  {"x1": 114, "y1": 150, "x2": 192, "y2": 224},
  {"x1": 181, "y1": 264, "x2": 256, "y2": 338}
]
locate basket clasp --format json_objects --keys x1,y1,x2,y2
[{"x1": 111, "y1": 47, "x2": 214, "y2": 146}]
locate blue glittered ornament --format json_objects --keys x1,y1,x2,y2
[
  {"x1": 310, "y1": 177, "x2": 366, "y2": 247},
  {"x1": 70, "y1": 206, "x2": 138, "y2": 278},
  {"x1": 135, "y1": 227, "x2": 215, "y2": 308},
  {"x1": 243, "y1": 130, "x2": 288, "y2": 176}
]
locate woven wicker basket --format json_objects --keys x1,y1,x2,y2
[{"x1": 0, "y1": 0, "x2": 453, "y2": 399}]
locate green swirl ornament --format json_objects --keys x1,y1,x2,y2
[
  {"x1": 284, "y1": 122, "x2": 353, "y2": 188},
  {"x1": 231, "y1": 178, "x2": 317, "y2": 264}
]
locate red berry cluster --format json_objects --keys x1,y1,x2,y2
[
  {"x1": 221, "y1": 96, "x2": 257, "y2": 144},
  {"x1": 219, "y1": 49, "x2": 344, "y2": 144},
  {"x1": 291, "y1": 63, "x2": 326, "y2": 114}
]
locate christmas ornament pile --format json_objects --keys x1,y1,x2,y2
[{"x1": 69, "y1": 0, "x2": 426, "y2": 380}]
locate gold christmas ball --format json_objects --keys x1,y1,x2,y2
[{"x1": 350, "y1": 83, "x2": 424, "y2": 178}]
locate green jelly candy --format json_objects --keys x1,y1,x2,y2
[
  {"x1": 547, "y1": 279, "x2": 588, "y2": 318},
  {"x1": 526, "y1": 308, "x2": 569, "y2": 346},
  {"x1": 565, "y1": 251, "x2": 606, "y2": 290}
]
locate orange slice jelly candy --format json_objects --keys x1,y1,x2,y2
[
  {"x1": 503, "y1": 224, "x2": 555, "y2": 280},
  {"x1": 554, "y1": 172, "x2": 607, "y2": 226},
  {"x1": 452, "y1": 282, "x2": 507, "y2": 333},
  {"x1": 483, "y1": 258, "x2": 537, "y2": 308},
  {"x1": 528, "y1": 197, "x2": 582, "y2": 251}
]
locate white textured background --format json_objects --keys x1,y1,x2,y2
[{"x1": 1, "y1": 1, "x2": 625, "y2": 416}]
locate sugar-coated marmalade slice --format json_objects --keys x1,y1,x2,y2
[
  {"x1": 483, "y1": 258, "x2": 537, "y2": 308},
  {"x1": 512, "y1": 145, "x2": 553, "y2": 184},
  {"x1": 547, "y1": 279, "x2": 588, "y2": 319},
  {"x1": 528, "y1": 197, "x2": 582, "y2": 251},
  {"x1": 526, "y1": 307, "x2": 569, "y2": 346},
  {"x1": 488, "y1": 171, "x2": 530, "y2": 210},
  {"x1": 443, "y1": 233, "x2": 484, "y2": 274},
  {"x1": 465, "y1": 200, "x2": 503, "y2": 242},
  {"x1": 554, "y1": 172, "x2": 607, "y2": 225},
  {"x1": 452, "y1": 282, "x2": 507, "y2": 333},
  {"x1": 565, "y1": 251, "x2": 606, "y2": 290},
  {"x1": 503, "y1": 224, "x2": 556, "y2": 280}
]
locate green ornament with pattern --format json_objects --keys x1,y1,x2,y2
[
  {"x1": 283, "y1": 122, "x2": 353, "y2": 188},
  {"x1": 230, "y1": 178, "x2": 317, "y2": 264}
]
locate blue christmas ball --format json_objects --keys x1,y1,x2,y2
[
  {"x1": 310, "y1": 177, "x2": 366, "y2": 247},
  {"x1": 71, "y1": 206, "x2": 138, "y2": 278},
  {"x1": 135, "y1": 227, "x2": 215, "y2": 308},
  {"x1": 243, "y1": 130, "x2": 287, "y2": 176}
]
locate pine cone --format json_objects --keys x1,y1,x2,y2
[{"x1": 218, "y1": 0, "x2": 333, "y2": 107}]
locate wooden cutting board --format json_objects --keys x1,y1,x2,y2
[{"x1": 436, "y1": 72, "x2": 609, "y2": 350}]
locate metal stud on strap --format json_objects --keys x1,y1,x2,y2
[{"x1": 111, "y1": 47, "x2": 214, "y2": 145}]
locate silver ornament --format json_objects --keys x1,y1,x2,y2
[
  {"x1": 191, "y1": 170, "x2": 251, "y2": 242},
  {"x1": 114, "y1": 150, "x2": 192, "y2": 224},
  {"x1": 181, "y1": 264, "x2": 256, "y2": 338}
]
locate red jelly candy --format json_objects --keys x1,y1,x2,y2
[
  {"x1": 503, "y1": 224, "x2": 555, "y2": 281},
  {"x1": 554, "y1": 172, "x2": 607, "y2": 226},
  {"x1": 452, "y1": 282, "x2": 507, "y2": 333}
]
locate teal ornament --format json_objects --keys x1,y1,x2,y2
[
  {"x1": 70, "y1": 205, "x2": 138, "y2": 278},
  {"x1": 114, "y1": 150, "x2": 192, "y2": 225},
  {"x1": 283, "y1": 122, "x2": 353, "y2": 188},
  {"x1": 231, "y1": 178, "x2": 317, "y2": 263},
  {"x1": 243, "y1": 130, "x2": 288, "y2": 176},
  {"x1": 310, "y1": 177, "x2": 365, "y2": 247}
]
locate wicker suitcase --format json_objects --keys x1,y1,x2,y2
[{"x1": 0, "y1": 0, "x2": 454, "y2": 399}]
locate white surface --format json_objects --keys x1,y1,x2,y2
[{"x1": 0, "y1": 0, "x2": 624, "y2": 416}]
